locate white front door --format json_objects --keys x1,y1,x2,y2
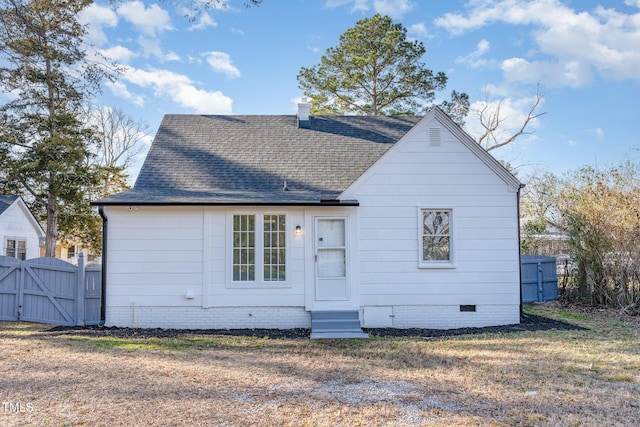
[{"x1": 315, "y1": 218, "x2": 348, "y2": 301}]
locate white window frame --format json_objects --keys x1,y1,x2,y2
[
  {"x1": 67, "y1": 245, "x2": 78, "y2": 259},
  {"x1": 5, "y1": 238, "x2": 27, "y2": 261},
  {"x1": 418, "y1": 208, "x2": 455, "y2": 269},
  {"x1": 228, "y1": 212, "x2": 291, "y2": 289}
]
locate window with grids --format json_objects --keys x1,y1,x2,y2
[
  {"x1": 232, "y1": 214, "x2": 288, "y2": 284},
  {"x1": 263, "y1": 215, "x2": 286, "y2": 281},
  {"x1": 6, "y1": 239, "x2": 26, "y2": 260},
  {"x1": 67, "y1": 245, "x2": 77, "y2": 258},
  {"x1": 421, "y1": 210, "x2": 451, "y2": 262},
  {"x1": 233, "y1": 215, "x2": 255, "y2": 281}
]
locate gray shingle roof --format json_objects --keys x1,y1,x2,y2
[
  {"x1": 96, "y1": 115, "x2": 421, "y2": 205},
  {"x1": 0, "y1": 195, "x2": 19, "y2": 216}
]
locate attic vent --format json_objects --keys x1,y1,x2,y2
[{"x1": 428, "y1": 128, "x2": 441, "y2": 146}]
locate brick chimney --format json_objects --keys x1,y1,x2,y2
[{"x1": 297, "y1": 97, "x2": 310, "y2": 129}]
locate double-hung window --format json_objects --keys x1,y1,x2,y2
[
  {"x1": 420, "y1": 209, "x2": 453, "y2": 267},
  {"x1": 6, "y1": 239, "x2": 26, "y2": 260},
  {"x1": 232, "y1": 214, "x2": 287, "y2": 284},
  {"x1": 233, "y1": 215, "x2": 256, "y2": 281},
  {"x1": 263, "y1": 214, "x2": 286, "y2": 281},
  {"x1": 67, "y1": 245, "x2": 77, "y2": 259}
]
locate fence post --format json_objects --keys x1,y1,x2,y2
[
  {"x1": 537, "y1": 262, "x2": 544, "y2": 303},
  {"x1": 17, "y1": 259, "x2": 24, "y2": 321},
  {"x1": 76, "y1": 252, "x2": 85, "y2": 326}
]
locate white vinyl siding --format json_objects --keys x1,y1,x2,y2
[
  {"x1": 105, "y1": 207, "x2": 204, "y2": 308},
  {"x1": 0, "y1": 198, "x2": 43, "y2": 260},
  {"x1": 342, "y1": 118, "x2": 521, "y2": 326},
  {"x1": 104, "y1": 206, "x2": 305, "y2": 312}
]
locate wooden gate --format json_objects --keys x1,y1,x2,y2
[
  {"x1": 0, "y1": 254, "x2": 101, "y2": 326},
  {"x1": 521, "y1": 254, "x2": 558, "y2": 303}
]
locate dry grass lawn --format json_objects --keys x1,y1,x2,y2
[{"x1": 1, "y1": 304, "x2": 638, "y2": 426}]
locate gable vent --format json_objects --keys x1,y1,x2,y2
[{"x1": 428, "y1": 127, "x2": 441, "y2": 146}]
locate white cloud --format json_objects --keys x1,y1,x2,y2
[
  {"x1": 435, "y1": 0, "x2": 640, "y2": 85},
  {"x1": 568, "y1": 139, "x2": 578, "y2": 147},
  {"x1": 80, "y1": 3, "x2": 118, "y2": 46},
  {"x1": 205, "y1": 52, "x2": 241, "y2": 78},
  {"x1": 352, "y1": 0, "x2": 368, "y2": 11},
  {"x1": 325, "y1": 0, "x2": 352, "y2": 7},
  {"x1": 135, "y1": 38, "x2": 180, "y2": 62},
  {"x1": 408, "y1": 22, "x2": 430, "y2": 38},
  {"x1": 189, "y1": 13, "x2": 218, "y2": 31},
  {"x1": 625, "y1": 0, "x2": 640, "y2": 7},
  {"x1": 501, "y1": 58, "x2": 593, "y2": 87},
  {"x1": 456, "y1": 38, "x2": 491, "y2": 68},
  {"x1": 137, "y1": 37, "x2": 163, "y2": 59},
  {"x1": 107, "y1": 80, "x2": 145, "y2": 107},
  {"x1": 163, "y1": 51, "x2": 181, "y2": 62},
  {"x1": 324, "y1": 0, "x2": 414, "y2": 18},
  {"x1": 117, "y1": 1, "x2": 173, "y2": 37},
  {"x1": 372, "y1": 0, "x2": 414, "y2": 19},
  {"x1": 588, "y1": 127, "x2": 605, "y2": 140},
  {"x1": 99, "y1": 46, "x2": 137, "y2": 65},
  {"x1": 436, "y1": 0, "x2": 562, "y2": 34},
  {"x1": 122, "y1": 68, "x2": 233, "y2": 114}
]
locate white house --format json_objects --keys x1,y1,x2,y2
[
  {"x1": 0, "y1": 195, "x2": 45, "y2": 261},
  {"x1": 94, "y1": 105, "x2": 523, "y2": 337}
]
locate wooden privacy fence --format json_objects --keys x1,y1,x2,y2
[
  {"x1": 0, "y1": 253, "x2": 101, "y2": 326},
  {"x1": 521, "y1": 254, "x2": 558, "y2": 303}
]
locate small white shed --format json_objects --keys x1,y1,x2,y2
[
  {"x1": 94, "y1": 106, "x2": 523, "y2": 335},
  {"x1": 0, "y1": 195, "x2": 45, "y2": 260}
]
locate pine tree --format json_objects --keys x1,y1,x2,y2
[
  {"x1": 297, "y1": 14, "x2": 468, "y2": 121},
  {"x1": 0, "y1": 0, "x2": 113, "y2": 256}
]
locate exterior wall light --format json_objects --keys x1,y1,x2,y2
[{"x1": 295, "y1": 225, "x2": 302, "y2": 235}]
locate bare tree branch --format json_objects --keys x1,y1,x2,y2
[{"x1": 476, "y1": 83, "x2": 547, "y2": 152}]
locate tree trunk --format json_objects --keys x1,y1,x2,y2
[{"x1": 45, "y1": 192, "x2": 58, "y2": 257}]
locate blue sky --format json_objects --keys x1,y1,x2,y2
[{"x1": 81, "y1": 0, "x2": 640, "y2": 179}]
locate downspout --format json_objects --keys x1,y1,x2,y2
[
  {"x1": 517, "y1": 184, "x2": 525, "y2": 321},
  {"x1": 98, "y1": 206, "x2": 108, "y2": 325}
]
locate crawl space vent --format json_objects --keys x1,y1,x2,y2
[{"x1": 428, "y1": 127, "x2": 441, "y2": 146}]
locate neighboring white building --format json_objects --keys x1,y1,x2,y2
[
  {"x1": 0, "y1": 195, "x2": 45, "y2": 261},
  {"x1": 94, "y1": 106, "x2": 523, "y2": 336}
]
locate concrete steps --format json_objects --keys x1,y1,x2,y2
[{"x1": 310, "y1": 310, "x2": 369, "y2": 339}]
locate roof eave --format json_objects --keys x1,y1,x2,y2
[{"x1": 91, "y1": 199, "x2": 360, "y2": 207}]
